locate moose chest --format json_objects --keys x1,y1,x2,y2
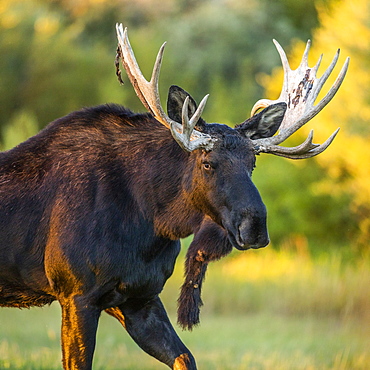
[
  {"x1": 120, "y1": 236, "x2": 181, "y2": 299},
  {"x1": 44, "y1": 208, "x2": 182, "y2": 306}
]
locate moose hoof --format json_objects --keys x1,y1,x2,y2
[{"x1": 173, "y1": 353, "x2": 195, "y2": 370}]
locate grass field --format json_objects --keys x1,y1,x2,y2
[{"x1": 0, "y1": 246, "x2": 369, "y2": 369}]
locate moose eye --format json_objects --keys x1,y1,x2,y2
[{"x1": 202, "y1": 162, "x2": 212, "y2": 171}]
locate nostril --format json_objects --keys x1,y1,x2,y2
[
  {"x1": 237, "y1": 226, "x2": 244, "y2": 247},
  {"x1": 238, "y1": 219, "x2": 253, "y2": 246},
  {"x1": 238, "y1": 216, "x2": 269, "y2": 248}
]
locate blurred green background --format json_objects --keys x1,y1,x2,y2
[{"x1": 0, "y1": 0, "x2": 369, "y2": 368}]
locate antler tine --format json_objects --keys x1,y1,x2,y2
[
  {"x1": 316, "y1": 49, "x2": 340, "y2": 92},
  {"x1": 273, "y1": 39, "x2": 291, "y2": 75},
  {"x1": 116, "y1": 24, "x2": 172, "y2": 128},
  {"x1": 151, "y1": 41, "x2": 166, "y2": 86},
  {"x1": 256, "y1": 129, "x2": 315, "y2": 156},
  {"x1": 256, "y1": 128, "x2": 340, "y2": 160},
  {"x1": 312, "y1": 54, "x2": 350, "y2": 114},
  {"x1": 300, "y1": 39, "x2": 311, "y2": 69},
  {"x1": 116, "y1": 24, "x2": 215, "y2": 152},
  {"x1": 170, "y1": 95, "x2": 211, "y2": 151},
  {"x1": 305, "y1": 49, "x2": 340, "y2": 111},
  {"x1": 252, "y1": 38, "x2": 349, "y2": 159},
  {"x1": 312, "y1": 53, "x2": 323, "y2": 75}
]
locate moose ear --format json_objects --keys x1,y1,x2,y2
[
  {"x1": 236, "y1": 102, "x2": 287, "y2": 140},
  {"x1": 167, "y1": 85, "x2": 203, "y2": 124}
]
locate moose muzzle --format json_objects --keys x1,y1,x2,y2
[
  {"x1": 236, "y1": 213, "x2": 269, "y2": 250},
  {"x1": 221, "y1": 204, "x2": 269, "y2": 251},
  {"x1": 219, "y1": 175, "x2": 270, "y2": 251}
]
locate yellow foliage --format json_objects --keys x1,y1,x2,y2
[
  {"x1": 222, "y1": 245, "x2": 313, "y2": 283},
  {"x1": 223, "y1": 250, "x2": 308, "y2": 282},
  {"x1": 261, "y1": 0, "x2": 370, "y2": 247},
  {"x1": 34, "y1": 16, "x2": 60, "y2": 36},
  {"x1": 0, "y1": 0, "x2": 20, "y2": 29}
]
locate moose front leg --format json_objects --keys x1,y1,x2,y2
[
  {"x1": 107, "y1": 296, "x2": 197, "y2": 369},
  {"x1": 60, "y1": 296, "x2": 101, "y2": 370},
  {"x1": 178, "y1": 217, "x2": 233, "y2": 330}
]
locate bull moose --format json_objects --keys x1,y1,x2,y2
[{"x1": 0, "y1": 24, "x2": 349, "y2": 369}]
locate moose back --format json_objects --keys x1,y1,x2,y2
[{"x1": 0, "y1": 24, "x2": 348, "y2": 370}]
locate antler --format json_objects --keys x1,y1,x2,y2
[
  {"x1": 115, "y1": 24, "x2": 216, "y2": 152},
  {"x1": 251, "y1": 39, "x2": 350, "y2": 159}
]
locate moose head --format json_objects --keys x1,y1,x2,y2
[{"x1": 115, "y1": 24, "x2": 349, "y2": 329}]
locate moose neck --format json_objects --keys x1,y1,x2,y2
[
  {"x1": 119, "y1": 117, "x2": 203, "y2": 240},
  {"x1": 150, "y1": 151, "x2": 204, "y2": 240}
]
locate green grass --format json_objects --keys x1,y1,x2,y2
[
  {"x1": 0, "y1": 247, "x2": 369, "y2": 369},
  {"x1": 0, "y1": 306, "x2": 368, "y2": 369}
]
